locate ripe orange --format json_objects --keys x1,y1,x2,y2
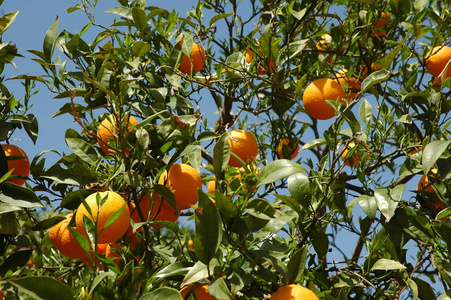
[
  {"x1": 335, "y1": 68, "x2": 361, "y2": 100},
  {"x1": 371, "y1": 11, "x2": 391, "y2": 37},
  {"x1": 276, "y1": 138, "x2": 299, "y2": 160},
  {"x1": 341, "y1": 141, "x2": 364, "y2": 167},
  {"x1": 244, "y1": 49, "x2": 276, "y2": 75},
  {"x1": 302, "y1": 78, "x2": 346, "y2": 120},
  {"x1": 270, "y1": 284, "x2": 319, "y2": 300},
  {"x1": 1, "y1": 144, "x2": 30, "y2": 186},
  {"x1": 75, "y1": 191, "x2": 131, "y2": 244},
  {"x1": 315, "y1": 33, "x2": 332, "y2": 54},
  {"x1": 180, "y1": 284, "x2": 217, "y2": 300},
  {"x1": 417, "y1": 168, "x2": 438, "y2": 194},
  {"x1": 131, "y1": 191, "x2": 179, "y2": 227},
  {"x1": 207, "y1": 180, "x2": 216, "y2": 193},
  {"x1": 178, "y1": 41, "x2": 206, "y2": 74},
  {"x1": 425, "y1": 46, "x2": 451, "y2": 78},
  {"x1": 159, "y1": 164, "x2": 202, "y2": 210},
  {"x1": 49, "y1": 214, "x2": 87, "y2": 259},
  {"x1": 97, "y1": 114, "x2": 138, "y2": 155},
  {"x1": 228, "y1": 130, "x2": 258, "y2": 167}
]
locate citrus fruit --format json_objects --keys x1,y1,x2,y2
[
  {"x1": 159, "y1": 164, "x2": 202, "y2": 210},
  {"x1": 315, "y1": 33, "x2": 332, "y2": 54},
  {"x1": 131, "y1": 191, "x2": 179, "y2": 227},
  {"x1": 425, "y1": 46, "x2": 451, "y2": 78},
  {"x1": 335, "y1": 68, "x2": 361, "y2": 100},
  {"x1": 371, "y1": 11, "x2": 391, "y2": 37},
  {"x1": 341, "y1": 141, "x2": 364, "y2": 167},
  {"x1": 180, "y1": 284, "x2": 217, "y2": 300},
  {"x1": 417, "y1": 168, "x2": 439, "y2": 194},
  {"x1": 97, "y1": 114, "x2": 138, "y2": 155},
  {"x1": 1, "y1": 144, "x2": 30, "y2": 186},
  {"x1": 245, "y1": 49, "x2": 254, "y2": 64},
  {"x1": 187, "y1": 239, "x2": 194, "y2": 251},
  {"x1": 276, "y1": 138, "x2": 300, "y2": 160},
  {"x1": 270, "y1": 284, "x2": 319, "y2": 300},
  {"x1": 302, "y1": 78, "x2": 346, "y2": 120},
  {"x1": 75, "y1": 191, "x2": 131, "y2": 244},
  {"x1": 207, "y1": 180, "x2": 216, "y2": 193},
  {"x1": 49, "y1": 214, "x2": 87, "y2": 259},
  {"x1": 244, "y1": 49, "x2": 276, "y2": 75},
  {"x1": 228, "y1": 129, "x2": 258, "y2": 167},
  {"x1": 178, "y1": 41, "x2": 206, "y2": 74}
]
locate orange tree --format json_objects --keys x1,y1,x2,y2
[{"x1": 1, "y1": 0, "x2": 451, "y2": 299}]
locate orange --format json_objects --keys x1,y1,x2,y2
[
  {"x1": 341, "y1": 141, "x2": 365, "y2": 167},
  {"x1": 76, "y1": 191, "x2": 131, "y2": 244},
  {"x1": 302, "y1": 78, "x2": 346, "y2": 120},
  {"x1": 244, "y1": 49, "x2": 276, "y2": 75},
  {"x1": 371, "y1": 11, "x2": 391, "y2": 37},
  {"x1": 228, "y1": 130, "x2": 258, "y2": 167},
  {"x1": 207, "y1": 180, "x2": 216, "y2": 193},
  {"x1": 1, "y1": 144, "x2": 30, "y2": 186},
  {"x1": 425, "y1": 46, "x2": 451, "y2": 78},
  {"x1": 276, "y1": 138, "x2": 299, "y2": 160},
  {"x1": 270, "y1": 284, "x2": 319, "y2": 300},
  {"x1": 180, "y1": 284, "x2": 217, "y2": 300},
  {"x1": 49, "y1": 214, "x2": 87, "y2": 259},
  {"x1": 178, "y1": 41, "x2": 206, "y2": 74},
  {"x1": 83, "y1": 242, "x2": 122, "y2": 270},
  {"x1": 131, "y1": 191, "x2": 179, "y2": 227},
  {"x1": 187, "y1": 239, "x2": 194, "y2": 251},
  {"x1": 417, "y1": 168, "x2": 439, "y2": 194},
  {"x1": 315, "y1": 33, "x2": 332, "y2": 54},
  {"x1": 159, "y1": 164, "x2": 202, "y2": 210},
  {"x1": 97, "y1": 114, "x2": 138, "y2": 155},
  {"x1": 335, "y1": 68, "x2": 361, "y2": 100}
]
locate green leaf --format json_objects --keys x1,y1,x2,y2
[
  {"x1": 182, "y1": 261, "x2": 218, "y2": 287},
  {"x1": 132, "y1": 41, "x2": 151, "y2": 57},
  {"x1": 132, "y1": 7, "x2": 148, "y2": 32},
  {"x1": 65, "y1": 138, "x2": 99, "y2": 165},
  {"x1": 0, "y1": 249, "x2": 32, "y2": 276},
  {"x1": 8, "y1": 276, "x2": 74, "y2": 300},
  {"x1": 209, "y1": 12, "x2": 233, "y2": 27},
  {"x1": 374, "y1": 185, "x2": 404, "y2": 221},
  {"x1": 0, "y1": 183, "x2": 43, "y2": 208},
  {"x1": 0, "y1": 212, "x2": 19, "y2": 234},
  {"x1": 209, "y1": 278, "x2": 233, "y2": 300},
  {"x1": 357, "y1": 195, "x2": 377, "y2": 219},
  {"x1": 194, "y1": 190, "x2": 223, "y2": 265},
  {"x1": 286, "y1": 246, "x2": 307, "y2": 284},
  {"x1": 440, "y1": 290, "x2": 451, "y2": 300},
  {"x1": 411, "y1": 277, "x2": 436, "y2": 300},
  {"x1": 41, "y1": 164, "x2": 99, "y2": 185},
  {"x1": 361, "y1": 70, "x2": 390, "y2": 94},
  {"x1": 23, "y1": 114, "x2": 39, "y2": 145},
  {"x1": 43, "y1": 17, "x2": 59, "y2": 62},
  {"x1": 139, "y1": 288, "x2": 183, "y2": 300},
  {"x1": 105, "y1": 6, "x2": 133, "y2": 19},
  {"x1": 0, "y1": 11, "x2": 19, "y2": 35},
  {"x1": 0, "y1": 202, "x2": 21, "y2": 215},
  {"x1": 257, "y1": 160, "x2": 306, "y2": 187},
  {"x1": 422, "y1": 140, "x2": 451, "y2": 175},
  {"x1": 89, "y1": 271, "x2": 115, "y2": 295},
  {"x1": 359, "y1": 99, "x2": 372, "y2": 124},
  {"x1": 213, "y1": 133, "x2": 230, "y2": 176},
  {"x1": 156, "y1": 261, "x2": 194, "y2": 279},
  {"x1": 371, "y1": 258, "x2": 406, "y2": 270},
  {"x1": 60, "y1": 189, "x2": 95, "y2": 210}
]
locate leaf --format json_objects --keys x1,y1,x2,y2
[
  {"x1": 139, "y1": 288, "x2": 183, "y2": 300},
  {"x1": 213, "y1": 133, "x2": 230, "y2": 176},
  {"x1": 0, "y1": 183, "x2": 43, "y2": 208},
  {"x1": 286, "y1": 246, "x2": 308, "y2": 284},
  {"x1": 182, "y1": 261, "x2": 218, "y2": 288},
  {"x1": 194, "y1": 190, "x2": 223, "y2": 265},
  {"x1": 0, "y1": 202, "x2": 21, "y2": 215},
  {"x1": 422, "y1": 140, "x2": 451, "y2": 175},
  {"x1": 440, "y1": 290, "x2": 451, "y2": 300},
  {"x1": 132, "y1": 7, "x2": 148, "y2": 32},
  {"x1": 65, "y1": 138, "x2": 99, "y2": 165},
  {"x1": 43, "y1": 16, "x2": 59, "y2": 62},
  {"x1": 287, "y1": 173, "x2": 311, "y2": 209},
  {"x1": 371, "y1": 258, "x2": 406, "y2": 270},
  {"x1": 300, "y1": 138, "x2": 326, "y2": 151},
  {"x1": 41, "y1": 164, "x2": 99, "y2": 185},
  {"x1": 360, "y1": 70, "x2": 390, "y2": 94},
  {"x1": 23, "y1": 114, "x2": 39, "y2": 144},
  {"x1": 60, "y1": 189, "x2": 95, "y2": 210},
  {"x1": 374, "y1": 185, "x2": 404, "y2": 221},
  {"x1": 0, "y1": 11, "x2": 19, "y2": 35},
  {"x1": 89, "y1": 271, "x2": 115, "y2": 295},
  {"x1": 411, "y1": 277, "x2": 436, "y2": 300},
  {"x1": 132, "y1": 41, "x2": 151, "y2": 57},
  {"x1": 257, "y1": 160, "x2": 306, "y2": 187},
  {"x1": 8, "y1": 276, "x2": 74, "y2": 300},
  {"x1": 105, "y1": 6, "x2": 133, "y2": 19},
  {"x1": 209, "y1": 12, "x2": 233, "y2": 26},
  {"x1": 357, "y1": 195, "x2": 377, "y2": 219},
  {"x1": 0, "y1": 249, "x2": 33, "y2": 276},
  {"x1": 359, "y1": 99, "x2": 372, "y2": 124},
  {"x1": 156, "y1": 261, "x2": 194, "y2": 279}
]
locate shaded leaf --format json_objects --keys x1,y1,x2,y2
[
  {"x1": 0, "y1": 183, "x2": 43, "y2": 208},
  {"x1": 139, "y1": 288, "x2": 183, "y2": 300},
  {"x1": 8, "y1": 276, "x2": 74, "y2": 300},
  {"x1": 0, "y1": 249, "x2": 32, "y2": 276},
  {"x1": 422, "y1": 140, "x2": 450, "y2": 175}
]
